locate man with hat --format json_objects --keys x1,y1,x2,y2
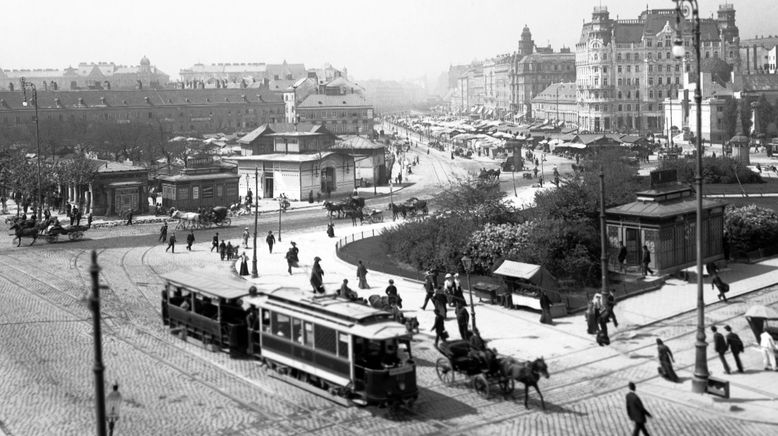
[
  {"x1": 285, "y1": 242, "x2": 299, "y2": 275},
  {"x1": 385, "y1": 279, "x2": 402, "y2": 308},
  {"x1": 724, "y1": 325, "x2": 745, "y2": 373},
  {"x1": 421, "y1": 271, "x2": 435, "y2": 310},
  {"x1": 211, "y1": 232, "x2": 219, "y2": 252},
  {"x1": 266, "y1": 230, "x2": 275, "y2": 253}
]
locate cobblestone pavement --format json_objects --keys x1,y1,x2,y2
[{"x1": 2, "y1": 230, "x2": 778, "y2": 435}]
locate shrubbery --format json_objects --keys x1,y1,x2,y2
[
  {"x1": 724, "y1": 204, "x2": 778, "y2": 255},
  {"x1": 380, "y1": 214, "x2": 476, "y2": 272}
]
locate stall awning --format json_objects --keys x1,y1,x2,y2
[{"x1": 493, "y1": 260, "x2": 559, "y2": 290}]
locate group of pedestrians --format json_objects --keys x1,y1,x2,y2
[
  {"x1": 159, "y1": 222, "x2": 194, "y2": 253},
  {"x1": 585, "y1": 289, "x2": 618, "y2": 346},
  {"x1": 419, "y1": 270, "x2": 471, "y2": 346}
]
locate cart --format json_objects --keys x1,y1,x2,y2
[
  {"x1": 202, "y1": 206, "x2": 232, "y2": 228},
  {"x1": 44, "y1": 224, "x2": 89, "y2": 243},
  {"x1": 435, "y1": 340, "x2": 514, "y2": 398},
  {"x1": 362, "y1": 209, "x2": 384, "y2": 224}
]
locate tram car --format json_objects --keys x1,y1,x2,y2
[{"x1": 160, "y1": 270, "x2": 418, "y2": 407}]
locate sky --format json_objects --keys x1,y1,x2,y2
[{"x1": 3, "y1": 0, "x2": 777, "y2": 83}]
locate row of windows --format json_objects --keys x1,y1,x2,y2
[
  {"x1": 166, "y1": 183, "x2": 237, "y2": 201},
  {"x1": 264, "y1": 311, "x2": 349, "y2": 359}
]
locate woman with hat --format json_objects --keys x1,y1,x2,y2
[
  {"x1": 310, "y1": 256, "x2": 325, "y2": 293},
  {"x1": 242, "y1": 227, "x2": 250, "y2": 249},
  {"x1": 385, "y1": 279, "x2": 402, "y2": 308}
]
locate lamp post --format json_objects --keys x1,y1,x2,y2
[
  {"x1": 461, "y1": 256, "x2": 476, "y2": 330},
  {"x1": 599, "y1": 171, "x2": 608, "y2": 295},
  {"x1": 277, "y1": 198, "x2": 282, "y2": 243},
  {"x1": 106, "y1": 383, "x2": 122, "y2": 436},
  {"x1": 89, "y1": 250, "x2": 108, "y2": 436},
  {"x1": 251, "y1": 167, "x2": 259, "y2": 278},
  {"x1": 20, "y1": 77, "x2": 43, "y2": 220},
  {"x1": 673, "y1": 0, "x2": 709, "y2": 394}
]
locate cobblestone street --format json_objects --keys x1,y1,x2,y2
[{"x1": 1, "y1": 223, "x2": 777, "y2": 435}]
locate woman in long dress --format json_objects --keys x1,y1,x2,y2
[
  {"x1": 239, "y1": 252, "x2": 249, "y2": 276},
  {"x1": 656, "y1": 338, "x2": 679, "y2": 382}
]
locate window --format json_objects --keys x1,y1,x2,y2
[
  {"x1": 658, "y1": 77, "x2": 663, "y2": 85},
  {"x1": 603, "y1": 66, "x2": 608, "y2": 73},
  {"x1": 177, "y1": 187, "x2": 189, "y2": 200},
  {"x1": 649, "y1": 65, "x2": 653, "y2": 73},
  {"x1": 648, "y1": 104, "x2": 653, "y2": 111},
  {"x1": 657, "y1": 40, "x2": 663, "y2": 48},
  {"x1": 338, "y1": 333, "x2": 349, "y2": 358},
  {"x1": 617, "y1": 53, "x2": 622, "y2": 61},
  {"x1": 618, "y1": 91, "x2": 622, "y2": 99},
  {"x1": 626, "y1": 53, "x2": 631, "y2": 61},
  {"x1": 271, "y1": 312, "x2": 291, "y2": 338},
  {"x1": 627, "y1": 65, "x2": 631, "y2": 73},
  {"x1": 626, "y1": 78, "x2": 631, "y2": 85},
  {"x1": 202, "y1": 186, "x2": 213, "y2": 199},
  {"x1": 618, "y1": 104, "x2": 623, "y2": 111},
  {"x1": 627, "y1": 104, "x2": 631, "y2": 111},
  {"x1": 618, "y1": 78, "x2": 623, "y2": 86},
  {"x1": 658, "y1": 52, "x2": 662, "y2": 60},
  {"x1": 649, "y1": 77, "x2": 654, "y2": 85},
  {"x1": 618, "y1": 65, "x2": 622, "y2": 73},
  {"x1": 705, "y1": 51, "x2": 710, "y2": 58},
  {"x1": 675, "y1": 64, "x2": 680, "y2": 72},
  {"x1": 594, "y1": 77, "x2": 599, "y2": 86},
  {"x1": 649, "y1": 90, "x2": 654, "y2": 98},
  {"x1": 293, "y1": 318, "x2": 303, "y2": 344},
  {"x1": 658, "y1": 91, "x2": 663, "y2": 98},
  {"x1": 646, "y1": 40, "x2": 653, "y2": 47},
  {"x1": 314, "y1": 325, "x2": 336, "y2": 354},
  {"x1": 603, "y1": 77, "x2": 608, "y2": 86},
  {"x1": 636, "y1": 90, "x2": 640, "y2": 98},
  {"x1": 192, "y1": 186, "x2": 199, "y2": 200},
  {"x1": 216, "y1": 185, "x2": 223, "y2": 197},
  {"x1": 636, "y1": 65, "x2": 640, "y2": 72},
  {"x1": 627, "y1": 91, "x2": 631, "y2": 99}
]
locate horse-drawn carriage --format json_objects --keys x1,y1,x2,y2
[
  {"x1": 387, "y1": 197, "x2": 428, "y2": 220},
  {"x1": 171, "y1": 206, "x2": 231, "y2": 230},
  {"x1": 362, "y1": 209, "x2": 384, "y2": 224},
  {"x1": 323, "y1": 196, "x2": 366, "y2": 219},
  {"x1": 435, "y1": 339, "x2": 550, "y2": 407},
  {"x1": 43, "y1": 223, "x2": 89, "y2": 243},
  {"x1": 10, "y1": 219, "x2": 90, "y2": 246}
]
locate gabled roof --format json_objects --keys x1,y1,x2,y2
[{"x1": 606, "y1": 197, "x2": 725, "y2": 219}]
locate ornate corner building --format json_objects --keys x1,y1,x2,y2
[{"x1": 575, "y1": 4, "x2": 740, "y2": 134}]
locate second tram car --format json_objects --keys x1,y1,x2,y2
[{"x1": 160, "y1": 271, "x2": 418, "y2": 407}]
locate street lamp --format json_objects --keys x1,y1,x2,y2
[
  {"x1": 20, "y1": 77, "x2": 42, "y2": 220},
  {"x1": 88, "y1": 250, "x2": 108, "y2": 436},
  {"x1": 277, "y1": 197, "x2": 283, "y2": 243},
  {"x1": 673, "y1": 0, "x2": 709, "y2": 394},
  {"x1": 251, "y1": 167, "x2": 259, "y2": 278},
  {"x1": 461, "y1": 256, "x2": 476, "y2": 330},
  {"x1": 106, "y1": 383, "x2": 122, "y2": 436}
]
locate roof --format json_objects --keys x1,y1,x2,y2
[
  {"x1": 330, "y1": 136, "x2": 386, "y2": 150},
  {"x1": 516, "y1": 52, "x2": 574, "y2": 64},
  {"x1": 298, "y1": 93, "x2": 371, "y2": 108},
  {"x1": 238, "y1": 123, "x2": 338, "y2": 145},
  {"x1": 742, "y1": 75, "x2": 778, "y2": 92},
  {"x1": 494, "y1": 261, "x2": 542, "y2": 280},
  {"x1": 160, "y1": 269, "x2": 251, "y2": 300},
  {"x1": 231, "y1": 152, "x2": 339, "y2": 163},
  {"x1": 94, "y1": 159, "x2": 147, "y2": 173},
  {"x1": 0, "y1": 89, "x2": 283, "y2": 110},
  {"x1": 606, "y1": 197, "x2": 726, "y2": 219},
  {"x1": 158, "y1": 172, "x2": 240, "y2": 182}
]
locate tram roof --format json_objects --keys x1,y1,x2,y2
[
  {"x1": 160, "y1": 270, "x2": 251, "y2": 300},
  {"x1": 244, "y1": 288, "x2": 396, "y2": 324}
]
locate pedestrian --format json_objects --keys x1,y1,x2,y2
[
  {"x1": 711, "y1": 325, "x2": 731, "y2": 374},
  {"x1": 166, "y1": 233, "x2": 176, "y2": 253},
  {"x1": 290, "y1": 241, "x2": 299, "y2": 260},
  {"x1": 724, "y1": 325, "x2": 745, "y2": 373},
  {"x1": 75, "y1": 207, "x2": 82, "y2": 226},
  {"x1": 617, "y1": 241, "x2": 628, "y2": 273},
  {"x1": 186, "y1": 230, "x2": 195, "y2": 251},
  {"x1": 456, "y1": 301, "x2": 469, "y2": 340},
  {"x1": 705, "y1": 261, "x2": 718, "y2": 277},
  {"x1": 433, "y1": 287, "x2": 448, "y2": 319},
  {"x1": 760, "y1": 328, "x2": 777, "y2": 371},
  {"x1": 641, "y1": 245, "x2": 653, "y2": 276},
  {"x1": 385, "y1": 279, "x2": 402, "y2": 308},
  {"x1": 326, "y1": 222, "x2": 335, "y2": 238},
  {"x1": 356, "y1": 260, "x2": 369, "y2": 289},
  {"x1": 226, "y1": 242, "x2": 234, "y2": 260},
  {"x1": 539, "y1": 290, "x2": 552, "y2": 324},
  {"x1": 159, "y1": 222, "x2": 168, "y2": 243},
  {"x1": 242, "y1": 227, "x2": 250, "y2": 249},
  {"x1": 605, "y1": 289, "x2": 619, "y2": 327},
  {"x1": 433, "y1": 309, "x2": 447, "y2": 347},
  {"x1": 285, "y1": 246, "x2": 298, "y2": 275},
  {"x1": 239, "y1": 251, "x2": 249, "y2": 276},
  {"x1": 429, "y1": 266, "x2": 440, "y2": 289},
  {"x1": 421, "y1": 272, "x2": 435, "y2": 310},
  {"x1": 711, "y1": 273, "x2": 729, "y2": 302},
  {"x1": 266, "y1": 230, "x2": 275, "y2": 253},
  {"x1": 585, "y1": 299, "x2": 597, "y2": 334},
  {"x1": 211, "y1": 232, "x2": 219, "y2": 252},
  {"x1": 310, "y1": 256, "x2": 325, "y2": 294},
  {"x1": 656, "y1": 338, "x2": 679, "y2": 382},
  {"x1": 219, "y1": 240, "x2": 227, "y2": 261},
  {"x1": 452, "y1": 273, "x2": 465, "y2": 305},
  {"x1": 625, "y1": 382, "x2": 652, "y2": 436}
]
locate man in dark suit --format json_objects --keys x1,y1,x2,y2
[
  {"x1": 711, "y1": 325, "x2": 731, "y2": 374},
  {"x1": 724, "y1": 325, "x2": 745, "y2": 373},
  {"x1": 626, "y1": 382, "x2": 652, "y2": 436}
]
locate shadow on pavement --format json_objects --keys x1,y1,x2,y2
[{"x1": 411, "y1": 387, "x2": 478, "y2": 420}]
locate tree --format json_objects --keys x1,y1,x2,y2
[
  {"x1": 725, "y1": 204, "x2": 778, "y2": 255},
  {"x1": 756, "y1": 94, "x2": 774, "y2": 137},
  {"x1": 721, "y1": 97, "x2": 738, "y2": 141}
]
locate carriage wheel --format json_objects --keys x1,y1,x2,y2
[
  {"x1": 499, "y1": 378, "x2": 515, "y2": 394},
  {"x1": 175, "y1": 221, "x2": 185, "y2": 230},
  {"x1": 223, "y1": 218, "x2": 231, "y2": 227},
  {"x1": 473, "y1": 374, "x2": 490, "y2": 398},
  {"x1": 74, "y1": 231, "x2": 84, "y2": 240},
  {"x1": 435, "y1": 358, "x2": 454, "y2": 385}
]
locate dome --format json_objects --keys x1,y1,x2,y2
[
  {"x1": 140, "y1": 56, "x2": 150, "y2": 66},
  {"x1": 521, "y1": 25, "x2": 532, "y2": 38}
]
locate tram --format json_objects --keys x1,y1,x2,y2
[{"x1": 160, "y1": 271, "x2": 418, "y2": 407}]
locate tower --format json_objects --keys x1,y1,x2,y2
[
  {"x1": 717, "y1": 3, "x2": 739, "y2": 42},
  {"x1": 519, "y1": 25, "x2": 534, "y2": 57}
]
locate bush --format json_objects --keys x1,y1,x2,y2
[
  {"x1": 381, "y1": 215, "x2": 477, "y2": 272},
  {"x1": 659, "y1": 157, "x2": 763, "y2": 184},
  {"x1": 724, "y1": 204, "x2": 778, "y2": 254}
]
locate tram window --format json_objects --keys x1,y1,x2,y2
[
  {"x1": 304, "y1": 322, "x2": 314, "y2": 346},
  {"x1": 314, "y1": 325, "x2": 336, "y2": 354},
  {"x1": 337, "y1": 333, "x2": 349, "y2": 358},
  {"x1": 272, "y1": 313, "x2": 291, "y2": 338},
  {"x1": 261, "y1": 310, "x2": 270, "y2": 332},
  {"x1": 293, "y1": 318, "x2": 303, "y2": 344}
]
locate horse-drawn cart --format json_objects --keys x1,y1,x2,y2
[
  {"x1": 362, "y1": 209, "x2": 384, "y2": 224},
  {"x1": 44, "y1": 224, "x2": 89, "y2": 243},
  {"x1": 202, "y1": 206, "x2": 231, "y2": 228},
  {"x1": 435, "y1": 340, "x2": 514, "y2": 398}
]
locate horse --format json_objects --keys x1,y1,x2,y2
[
  {"x1": 170, "y1": 209, "x2": 200, "y2": 229},
  {"x1": 387, "y1": 202, "x2": 408, "y2": 220},
  {"x1": 499, "y1": 356, "x2": 550, "y2": 409},
  {"x1": 323, "y1": 201, "x2": 344, "y2": 219},
  {"x1": 343, "y1": 207, "x2": 364, "y2": 226},
  {"x1": 405, "y1": 198, "x2": 428, "y2": 215},
  {"x1": 10, "y1": 222, "x2": 41, "y2": 247}
]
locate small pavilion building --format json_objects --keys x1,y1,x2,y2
[{"x1": 605, "y1": 169, "x2": 726, "y2": 275}]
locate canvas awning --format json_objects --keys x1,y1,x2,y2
[{"x1": 493, "y1": 260, "x2": 559, "y2": 290}]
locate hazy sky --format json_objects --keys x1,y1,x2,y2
[{"x1": 3, "y1": 0, "x2": 777, "y2": 82}]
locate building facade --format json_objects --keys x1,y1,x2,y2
[
  {"x1": 179, "y1": 61, "x2": 306, "y2": 86},
  {"x1": 531, "y1": 82, "x2": 578, "y2": 123},
  {"x1": 1, "y1": 57, "x2": 169, "y2": 91},
  {"x1": 296, "y1": 94, "x2": 373, "y2": 135},
  {"x1": 739, "y1": 35, "x2": 778, "y2": 75},
  {"x1": 158, "y1": 155, "x2": 240, "y2": 211},
  {"x1": 0, "y1": 89, "x2": 285, "y2": 144},
  {"x1": 576, "y1": 4, "x2": 740, "y2": 134},
  {"x1": 510, "y1": 26, "x2": 576, "y2": 120},
  {"x1": 483, "y1": 56, "x2": 512, "y2": 118}
]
